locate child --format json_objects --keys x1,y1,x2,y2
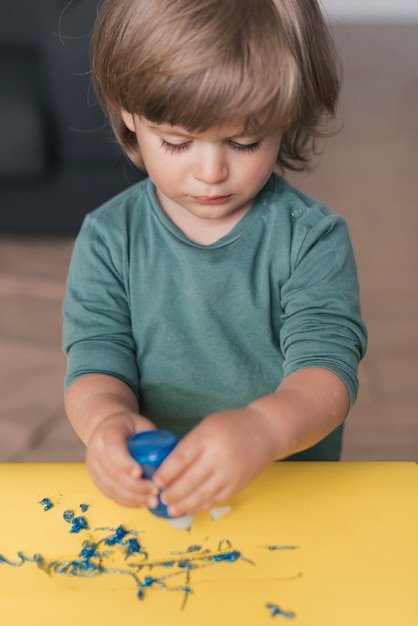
[{"x1": 63, "y1": 0, "x2": 367, "y2": 518}]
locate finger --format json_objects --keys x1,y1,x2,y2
[
  {"x1": 91, "y1": 470, "x2": 159, "y2": 509},
  {"x1": 165, "y1": 471, "x2": 228, "y2": 517},
  {"x1": 99, "y1": 428, "x2": 143, "y2": 479},
  {"x1": 161, "y1": 462, "x2": 213, "y2": 512},
  {"x1": 88, "y1": 441, "x2": 140, "y2": 487},
  {"x1": 101, "y1": 480, "x2": 157, "y2": 508},
  {"x1": 87, "y1": 452, "x2": 158, "y2": 508},
  {"x1": 152, "y1": 436, "x2": 201, "y2": 489}
]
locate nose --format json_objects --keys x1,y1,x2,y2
[{"x1": 193, "y1": 145, "x2": 229, "y2": 184}]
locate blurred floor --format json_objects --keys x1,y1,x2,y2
[{"x1": 0, "y1": 24, "x2": 417, "y2": 462}]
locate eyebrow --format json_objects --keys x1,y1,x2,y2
[{"x1": 149, "y1": 124, "x2": 192, "y2": 138}]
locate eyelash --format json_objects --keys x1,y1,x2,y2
[
  {"x1": 230, "y1": 141, "x2": 261, "y2": 153},
  {"x1": 160, "y1": 140, "x2": 190, "y2": 153},
  {"x1": 160, "y1": 139, "x2": 261, "y2": 154}
]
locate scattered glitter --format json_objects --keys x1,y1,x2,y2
[
  {"x1": 168, "y1": 545, "x2": 203, "y2": 555},
  {"x1": 39, "y1": 498, "x2": 53, "y2": 511},
  {"x1": 177, "y1": 560, "x2": 196, "y2": 570},
  {"x1": 126, "y1": 538, "x2": 142, "y2": 556},
  {"x1": 104, "y1": 525, "x2": 128, "y2": 545},
  {"x1": 0, "y1": 501, "x2": 298, "y2": 617},
  {"x1": 62, "y1": 509, "x2": 89, "y2": 533},
  {"x1": 70, "y1": 516, "x2": 89, "y2": 534},
  {"x1": 212, "y1": 550, "x2": 242, "y2": 563},
  {"x1": 265, "y1": 603, "x2": 296, "y2": 619}
]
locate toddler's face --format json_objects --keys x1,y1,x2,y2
[{"x1": 121, "y1": 112, "x2": 282, "y2": 237}]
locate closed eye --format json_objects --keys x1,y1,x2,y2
[
  {"x1": 160, "y1": 138, "x2": 262, "y2": 154},
  {"x1": 228, "y1": 140, "x2": 261, "y2": 153},
  {"x1": 160, "y1": 139, "x2": 191, "y2": 153}
]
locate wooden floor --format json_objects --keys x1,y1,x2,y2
[{"x1": 0, "y1": 24, "x2": 417, "y2": 462}]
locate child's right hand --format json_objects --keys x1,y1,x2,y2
[
  {"x1": 85, "y1": 412, "x2": 160, "y2": 509},
  {"x1": 65, "y1": 374, "x2": 159, "y2": 509}
]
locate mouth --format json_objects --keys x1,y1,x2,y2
[{"x1": 191, "y1": 195, "x2": 232, "y2": 205}]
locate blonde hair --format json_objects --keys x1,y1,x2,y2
[{"x1": 91, "y1": 0, "x2": 341, "y2": 171}]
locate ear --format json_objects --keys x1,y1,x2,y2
[{"x1": 120, "y1": 109, "x2": 136, "y2": 133}]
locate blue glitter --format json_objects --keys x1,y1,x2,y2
[
  {"x1": 212, "y1": 550, "x2": 241, "y2": 563},
  {"x1": 157, "y1": 559, "x2": 175, "y2": 568},
  {"x1": 104, "y1": 525, "x2": 128, "y2": 545},
  {"x1": 62, "y1": 509, "x2": 89, "y2": 533},
  {"x1": 0, "y1": 536, "x2": 252, "y2": 606},
  {"x1": 177, "y1": 560, "x2": 197, "y2": 570},
  {"x1": 126, "y1": 538, "x2": 142, "y2": 556},
  {"x1": 69, "y1": 516, "x2": 89, "y2": 533},
  {"x1": 179, "y1": 545, "x2": 201, "y2": 553},
  {"x1": 265, "y1": 603, "x2": 296, "y2": 619},
  {"x1": 55, "y1": 558, "x2": 96, "y2": 577},
  {"x1": 39, "y1": 498, "x2": 53, "y2": 511},
  {"x1": 79, "y1": 541, "x2": 100, "y2": 560},
  {"x1": 1, "y1": 499, "x2": 298, "y2": 615},
  {"x1": 0, "y1": 552, "x2": 44, "y2": 568},
  {"x1": 63, "y1": 510, "x2": 74, "y2": 523},
  {"x1": 0, "y1": 553, "x2": 24, "y2": 566},
  {"x1": 169, "y1": 545, "x2": 202, "y2": 555}
]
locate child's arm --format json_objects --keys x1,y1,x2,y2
[
  {"x1": 152, "y1": 367, "x2": 349, "y2": 517},
  {"x1": 65, "y1": 374, "x2": 159, "y2": 508}
]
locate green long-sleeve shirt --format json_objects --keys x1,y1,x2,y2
[{"x1": 63, "y1": 173, "x2": 367, "y2": 460}]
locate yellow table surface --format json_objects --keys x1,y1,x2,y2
[{"x1": 0, "y1": 462, "x2": 417, "y2": 625}]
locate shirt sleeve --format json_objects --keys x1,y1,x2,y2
[
  {"x1": 62, "y1": 213, "x2": 139, "y2": 395},
  {"x1": 279, "y1": 208, "x2": 368, "y2": 407}
]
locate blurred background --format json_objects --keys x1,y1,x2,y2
[{"x1": 0, "y1": 2, "x2": 417, "y2": 462}]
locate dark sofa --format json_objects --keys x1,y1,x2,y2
[{"x1": 0, "y1": 0, "x2": 144, "y2": 233}]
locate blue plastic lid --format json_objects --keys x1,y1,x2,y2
[
  {"x1": 127, "y1": 430, "x2": 192, "y2": 523},
  {"x1": 127, "y1": 430, "x2": 179, "y2": 480}
]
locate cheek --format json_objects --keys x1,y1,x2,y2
[
  {"x1": 241, "y1": 153, "x2": 278, "y2": 184},
  {"x1": 144, "y1": 155, "x2": 183, "y2": 195},
  {"x1": 138, "y1": 141, "x2": 166, "y2": 182}
]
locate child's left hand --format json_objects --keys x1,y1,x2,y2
[{"x1": 152, "y1": 408, "x2": 278, "y2": 517}]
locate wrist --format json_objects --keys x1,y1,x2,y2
[
  {"x1": 243, "y1": 401, "x2": 284, "y2": 461},
  {"x1": 87, "y1": 410, "x2": 154, "y2": 446}
]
